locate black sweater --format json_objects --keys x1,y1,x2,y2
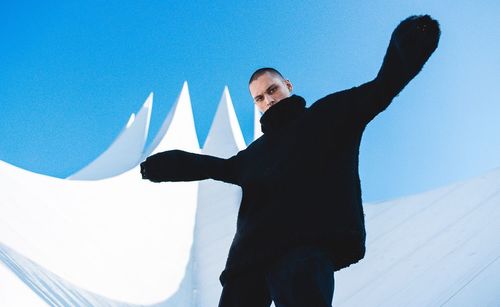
[{"x1": 140, "y1": 15, "x2": 440, "y2": 285}]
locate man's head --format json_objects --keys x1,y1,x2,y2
[{"x1": 249, "y1": 68, "x2": 293, "y2": 113}]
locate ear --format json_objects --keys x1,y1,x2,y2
[{"x1": 285, "y1": 79, "x2": 293, "y2": 93}]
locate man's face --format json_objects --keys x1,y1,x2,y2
[{"x1": 249, "y1": 72, "x2": 293, "y2": 113}]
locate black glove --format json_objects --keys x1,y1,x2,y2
[
  {"x1": 377, "y1": 15, "x2": 441, "y2": 95},
  {"x1": 140, "y1": 150, "x2": 194, "y2": 183},
  {"x1": 141, "y1": 150, "x2": 208, "y2": 182}
]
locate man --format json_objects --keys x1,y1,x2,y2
[{"x1": 140, "y1": 15, "x2": 440, "y2": 307}]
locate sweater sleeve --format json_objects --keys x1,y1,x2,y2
[
  {"x1": 140, "y1": 150, "x2": 240, "y2": 185},
  {"x1": 310, "y1": 15, "x2": 440, "y2": 127},
  {"x1": 360, "y1": 15, "x2": 440, "y2": 123},
  {"x1": 312, "y1": 15, "x2": 440, "y2": 127}
]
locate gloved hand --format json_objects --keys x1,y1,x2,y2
[
  {"x1": 141, "y1": 150, "x2": 204, "y2": 182},
  {"x1": 140, "y1": 150, "x2": 191, "y2": 182},
  {"x1": 377, "y1": 15, "x2": 441, "y2": 94}
]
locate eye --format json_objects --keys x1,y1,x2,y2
[
  {"x1": 255, "y1": 96, "x2": 263, "y2": 103},
  {"x1": 268, "y1": 86, "x2": 276, "y2": 94}
]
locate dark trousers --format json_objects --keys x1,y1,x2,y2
[{"x1": 218, "y1": 246, "x2": 335, "y2": 307}]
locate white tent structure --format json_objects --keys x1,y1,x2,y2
[{"x1": 1, "y1": 84, "x2": 499, "y2": 306}]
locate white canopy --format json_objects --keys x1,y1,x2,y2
[{"x1": 1, "y1": 84, "x2": 499, "y2": 306}]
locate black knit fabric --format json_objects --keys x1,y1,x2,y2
[{"x1": 259, "y1": 95, "x2": 306, "y2": 134}]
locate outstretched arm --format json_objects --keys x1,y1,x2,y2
[
  {"x1": 376, "y1": 15, "x2": 441, "y2": 99},
  {"x1": 140, "y1": 150, "x2": 239, "y2": 185},
  {"x1": 340, "y1": 15, "x2": 441, "y2": 125},
  {"x1": 311, "y1": 15, "x2": 440, "y2": 125}
]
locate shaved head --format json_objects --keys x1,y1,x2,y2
[{"x1": 249, "y1": 67, "x2": 285, "y2": 85}]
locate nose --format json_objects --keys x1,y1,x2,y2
[{"x1": 265, "y1": 95, "x2": 275, "y2": 107}]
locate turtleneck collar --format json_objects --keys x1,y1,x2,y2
[{"x1": 259, "y1": 95, "x2": 306, "y2": 134}]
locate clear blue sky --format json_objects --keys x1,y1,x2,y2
[{"x1": 1, "y1": 1, "x2": 499, "y2": 202}]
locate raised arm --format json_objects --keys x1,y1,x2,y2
[
  {"x1": 140, "y1": 150, "x2": 240, "y2": 185},
  {"x1": 376, "y1": 15, "x2": 440, "y2": 100},
  {"x1": 310, "y1": 15, "x2": 440, "y2": 126},
  {"x1": 360, "y1": 14, "x2": 441, "y2": 121}
]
